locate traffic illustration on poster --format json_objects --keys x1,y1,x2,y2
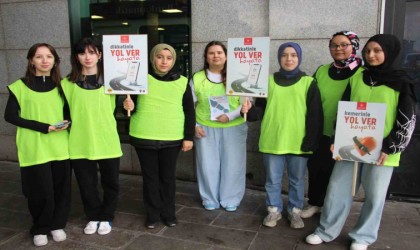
[
  {"x1": 333, "y1": 101, "x2": 387, "y2": 164},
  {"x1": 226, "y1": 37, "x2": 269, "y2": 97},
  {"x1": 103, "y1": 35, "x2": 148, "y2": 95}
]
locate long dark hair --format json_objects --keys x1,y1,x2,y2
[
  {"x1": 23, "y1": 43, "x2": 62, "y2": 87},
  {"x1": 68, "y1": 37, "x2": 103, "y2": 82},
  {"x1": 203, "y1": 41, "x2": 227, "y2": 84}
]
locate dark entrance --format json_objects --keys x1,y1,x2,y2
[{"x1": 385, "y1": 0, "x2": 420, "y2": 201}]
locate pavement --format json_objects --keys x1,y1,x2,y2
[{"x1": 0, "y1": 160, "x2": 419, "y2": 250}]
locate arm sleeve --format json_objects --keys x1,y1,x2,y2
[
  {"x1": 188, "y1": 78, "x2": 198, "y2": 104},
  {"x1": 330, "y1": 82, "x2": 351, "y2": 143},
  {"x1": 381, "y1": 91, "x2": 417, "y2": 154},
  {"x1": 243, "y1": 97, "x2": 266, "y2": 121},
  {"x1": 63, "y1": 95, "x2": 71, "y2": 122},
  {"x1": 182, "y1": 84, "x2": 196, "y2": 141},
  {"x1": 4, "y1": 88, "x2": 50, "y2": 134},
  {"x1": 301, "y1": 80, "x2": 324, "y2": 152},
  {"x1": 226, "y1": 106, "x2": 241, "y2": 121}
]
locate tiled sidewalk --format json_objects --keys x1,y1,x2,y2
[{"x1": 0, "y1": 161, "x2": 419, "y2": 249}]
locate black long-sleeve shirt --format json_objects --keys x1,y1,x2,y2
[{"x1": 4, "y1": 76, "x2": 69, "y2": 134}]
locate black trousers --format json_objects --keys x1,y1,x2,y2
[
  {"x1": 72, "y1": 158, "x2": 120, "y2": 221},
  {"x1": 306, "y1": 135, "x2": 336, "y2": 207},
  {"x1": 20, "y1": 160, "x2": 71, "y2": 235},
  {"x1": 135, "y1": 146, "x2": 181, "y2": 223}
]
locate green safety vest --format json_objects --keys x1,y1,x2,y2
[
  {"x1": 193, "y1": 70, "x2": 244, "y2": 128},
  {"x1": 129, "y1": 74, "x2": 187, "y2": 140},
  {"x1": 349, "y1": 71, "x2": 400, "y2": 166},
  {"x1": 61, "y1": 78, "x2": 122, "y2": 160},
  {"x1": 8, "y1": 80, "x2": 69, "y2": 167},
  {"x1": 316, "y1": 64, "x2": 363, "y2": 136},
  {"x1": 259, "y1": 75, "x2": 314, "y2": 155}
]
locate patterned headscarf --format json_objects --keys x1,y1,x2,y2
[{"x1": 330, "y1": 30, "x2": 362, "y2": 69}]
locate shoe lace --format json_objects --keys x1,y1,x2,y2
[
  {"x1": 266, "y1": 212, "x2": 279, "y2": 221},
  {"x1": 289, "y1": 212, "x2": 301, "y2": 222}
]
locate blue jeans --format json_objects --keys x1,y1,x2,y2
[
  {"x1": 195, "y1": 123, "x2": 247, "y2": 208},
  {"x1": 263, "y1": 154, "x2": 307, "y2": 213},
  {"x1": 315, "y1": 160, "x2": 394, "y2": 245}
]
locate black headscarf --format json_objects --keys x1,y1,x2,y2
[{"x1": 362, "y1": 34, "x2": 414, "y2": 95}]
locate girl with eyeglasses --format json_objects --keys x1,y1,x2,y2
[
  {"x1": 4, "y1": 43, "x2": 71, "y2": 246},
  {"x1": 301, "y1": 31, "x2": 363, "y2": 219},
  {"x1": 306, "y1": 34, "x2": 416, "y2": 250}
]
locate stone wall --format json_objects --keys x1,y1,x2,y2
[{"x1": 0, "y1": 0, "x2": 381, "y2": 191}]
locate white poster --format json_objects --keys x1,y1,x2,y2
[
  {"x1": 103, "y1": 35, "x2": 148, "y2": 95},
  {"x1": 226, "y1": 37, "x2": 269, "y2": 97},
  {"x1": 333, "y1": 101, "x2": 387, "y2": 164}
]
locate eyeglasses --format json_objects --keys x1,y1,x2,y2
[{"x1": 329, "y1": 43, "x2": 352, "y2": 50}]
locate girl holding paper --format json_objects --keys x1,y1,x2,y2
[
  {"x1": 4, "y1": 43, "x2": 71, "y2": 246},
  {"x1": 123, "y1": 43, "x2": 195, "y2": 229},
  {"x1": 62, "y1": 37, "x2": 122, "y2": 236},
  {"x1": 306, "y1": 34, "x2": 416, "y2": 250},
  {"x1": 190, "y1": 41, "x2": 248, "y2": 212},
  {"x1": 241, "y1": 42, "x2": 323, "y2": 229},
  {"x1": 302, "y1": 31, "x2": 363, "y2": 219}
]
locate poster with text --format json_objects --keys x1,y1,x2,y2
[
  {"x1": 333, "y1": 101, "x2": 387, "y2": 164},
  {"x1": 103, "y1": 35, "x2": 148, "y2": 95},
  {"x1": 226, "y1": 37, "x2": 269, "y2": 97}
]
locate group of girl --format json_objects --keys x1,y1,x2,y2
[
  {"x1": 5, "y1": 38, "x2": 122, "y2": 246},
  {"x1": 5, "y1": 31, "x2": 416, "y2": 250},
  {"x1": 241, "y1": 32, "x2": 416, "y2": 250}
]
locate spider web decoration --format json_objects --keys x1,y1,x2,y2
[{"x1": 389, "y1": 109, "x2": 416, "y2": 154}]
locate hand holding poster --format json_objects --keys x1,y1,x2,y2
[
  {"x1": 226, "y1": 37, "x2": 269, "y2": 97},
  {"x1": 333, "y1": 101, "x2": 387, "y2": 164},
  {"x1": 103, "y1": 35, "x2": 148, "y2": 95}
]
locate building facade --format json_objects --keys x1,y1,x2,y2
[{"x1": 1, "y1": 0, "x2": 419, "y2": 198}]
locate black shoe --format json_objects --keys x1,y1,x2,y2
[
  {"x1": 163, "y1": 219, "x2": 177, "y2": 227},
  {"x1": 146, "y1": 221, "x2": 159, "y2": 229}
]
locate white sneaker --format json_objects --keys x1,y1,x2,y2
[
  {"x1": 50, "y1": 229, "x2": 66, "y2": 242},
  {"x1": 350, "y1": 242, "x2": 368, "y2": 250},
  {"x1": 33, "y1": 234, "x2": 48, "y2": 246},
  {"x1": 288, "y1": 207, "x2": 304, "y2": 229},
  {"x1": 305, "y1": 233, "x2": 323, "y2": 245},
  {"x1": 97, "y1": 221, "x2": 112, "y2": 235},
  {"x1": 300, "y1": 205, "x2": 322, "y2": 218},
  {"x1": 84, "y1": 221, "x2": 99, "y2": 235},
  {"x1": 263, "y1": 206, "x2": 282, "y2": 227}
]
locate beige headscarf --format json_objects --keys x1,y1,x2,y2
[{"x1": 150, "y1": 43, "x2": 176, "y2": 77}]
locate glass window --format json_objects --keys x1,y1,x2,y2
[{"x1": 401, "y1": 1, "x2": 420, "y2": 101}]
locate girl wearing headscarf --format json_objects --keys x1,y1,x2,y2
[
  {"x1": 242, "y1": 42, "x2": 323, "y2": 229},
  {"x1": 302, "y1": 31, "x2": 363, "y2": 219},
  {"x1": 190, "y1": 41, "x2": 247, "y2": 213},
  {"x1": 306, "y1": 34, "x2": 416, "y2": 250},
  {"x1": 62, "y1": 37, "x2": 122, "y2": 236},
  {"x1": 123, "y1": 43, "x2": 195, "y2": 229}
]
